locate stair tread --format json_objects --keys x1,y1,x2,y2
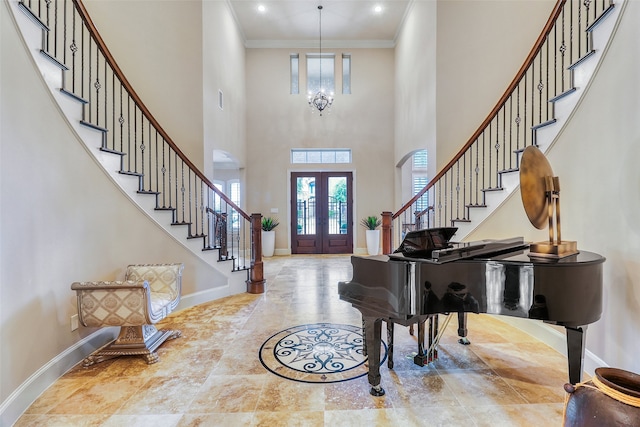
[
  {"x1": 99, "y1": 147, "x2": 125, "y2": 156},
  {"x1": 17, "y1": 2, "x2": 48, "y2": 31},
  {"x1": 531, "y1": 119, "x2": 557, "y2": 131},
  {"x1": 40, "y1": 49, "x2": 68, "y2": 71},
  {"x1": 119, "y1": 170, "x2": 142, "y2": 177},
  {"x1": 80, "y1": 120, "x2": 108, "y2": 133},
  {"x1": 549, "y1": 87, "x2": 577, "y2": 103}
]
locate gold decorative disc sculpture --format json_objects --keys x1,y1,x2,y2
[{"x1": 520, "y1": 146, "x2": 578, "y2": 258}]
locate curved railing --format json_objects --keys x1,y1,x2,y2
[
  {"x1": 17, "y1": 0, "x2": 265, "y2": 291},
  {"x1": 384, "y1": 0, "x2": 615, "y2": 253}
]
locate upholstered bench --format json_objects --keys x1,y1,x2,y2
[{"x1": 71, "y1": 263, "x2": 184, "y2": 366}]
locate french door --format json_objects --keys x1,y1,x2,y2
[{"x1": 291, "y1": 172, "x2": 353, "y2": 254}]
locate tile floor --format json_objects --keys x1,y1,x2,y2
[{"x1": 15, "y1": 255, "x2": 573, "y2": 426}]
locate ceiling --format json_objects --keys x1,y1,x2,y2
[{"x1": 228, "y1": 0, "x2": 412, "y2": 48}]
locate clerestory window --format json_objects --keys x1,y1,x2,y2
[{"x1": 306, "y1": 54, "x2": 335, "y2": 96}]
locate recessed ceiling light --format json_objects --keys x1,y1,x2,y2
[
  {"x1": 257, "y1": 4, "x2": 266, "y2": 13},
  {"x1": 373, "y1": 5, "x2": 383, "y2": 14}
]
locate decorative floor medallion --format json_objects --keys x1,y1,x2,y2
[{"x1": 259, "y1": 323, "x2": 387, "y2": 384}]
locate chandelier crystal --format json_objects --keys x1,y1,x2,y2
[{"x1": 308, "y1": 5, "x2": 333, "y2": 116}]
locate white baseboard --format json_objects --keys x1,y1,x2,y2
[
  {"x1": 273, "y1": 249, "x2": 291, "y2": 256},
  {"x1": 176, "y1": 283, "x2": 246, "y2": 312},
  {"x1": 0, "y1": 329, "x2": 116, "y2": 426}
]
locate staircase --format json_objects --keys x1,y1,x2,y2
[
  {"x1": 386, "y1": 0, "x2": 624, "y2": 250},
  {"x1": 8, "y1": 0, "x2": 264, "y2": 297}
]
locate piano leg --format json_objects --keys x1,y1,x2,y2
[
  {"x1": 432, "y1": 315, "x2": 438, "y2": 360},
  {"x1": 361, "y1": 318, "x2": 367, "y2": 357},
  {"x1": 414, "y1": 319, "x2": 428, "y2": 366},
  {"x1": 566, "y1": 325, "x2": 587, "y2": 384},
  {"x1": 458, "y1": 312, "x2": 470, "y2": 345},
  {"x1": 363, "y1": 316, "x2": 385, "y2": 396},
  {"x1": 386, "y1": 321, "x2": 394, "y2": 369}
]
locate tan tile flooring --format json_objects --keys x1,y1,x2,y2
[{"x1": 16, "y1": 255, "x2": 572, "y2": 426}]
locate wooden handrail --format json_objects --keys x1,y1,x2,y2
[
  {"x1": 393, "y1": 0, "x2": 567, "y2": 220},
  {"x1": 71, "y1": 0, "x2": 250, "y2": 221}
]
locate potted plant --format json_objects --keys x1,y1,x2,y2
[
  {"x1": 361, "y1": 215, "x2": 381, "y2": 255},
  {"x1": 261, "y1": 216, "x2": 279, "y2": 257}
]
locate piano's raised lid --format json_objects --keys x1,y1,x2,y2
[
  {"x1": 392, "y1": 227, "x2": 528, "y2": 263},
  {"x1": 393, "y1": 227, "x2": 458, "y2": 259}
]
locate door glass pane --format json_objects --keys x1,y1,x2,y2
[
  {"x1": 327, "y1": 177, "x2": 347, "y2": 235},
  {"x1": 296, "y1": 177, "x2": 316, "y2": 235}
]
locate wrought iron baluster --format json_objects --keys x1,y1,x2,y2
[
  {"x1": 584, "y1": 0, "x2": 592, "y2": 53},
  {"x1": 502, "y1": 105, "x2": 507, "y2": 171},
  {"x1": 118, "y1": 85, "x2": 124, "y2": 154},
  {"x1": 577, "y1": 0, "x2": 582, "y2": 58},
  {"x1": 187, "y1": 169, "x2": 193, "y2": 234},
  {"x1": 87, "y1": 35, "x2": 92, "y2": 123},
  {"x1": 127, "y1": 95, "x2": 132, "y2": 172},
  {"x1": 154, "y1": 131, "x2": 159, "y2": 196},
  {"x1": 44, "y1": 0, "x2": 50, "y2": 52},
  {"x1": 481, "y1": 132, "x2": 486, "y2": 194},
  {"x1": 180, "y1": 159, "x2": 186, "y2": 224},
  {"x1": 487, "y1": 122, "x2": 493, "y2": 189},
  {"x1": 461, "y1": 153, "x2": 467, "y2": 219},
  {"x1": 139, "y1": 115, "x2": 145, "y2": 189},
  {"x1": 494, "y1": 117, "x2": 500, "y2": 189},
  {"x1": 455, "y1": 161, "x2": 460, "y2": 220},
  {"x1": 70, "y1": 6, "x2": 77, "y2": 93},
  {"x1": 570, "y1": 0, "x2": 574, "y2": 65},
  {"x1": 200, "y1": 183, "x2": 206, "y2": 238},
  {"x1": 94, "y1": 44, "x2": 100, "y2": 127},
  {"x1": 545, "y1": 35, "x2": 550, "y2": 123},
  {"x1": 168, "y1": 148, "x2": 175, "y2": 212},
  {"x1": 103, "y1": 56, "x2": 108, "y2": 132},
  {"x1": 80, "y1": 25, "x2": 85, "y2": 120},
  {"x1": 523, "y1": 72, "x2": 528, "y2": 147}
]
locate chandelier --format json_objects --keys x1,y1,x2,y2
[{"x1": 308, "y1": 5, "x2": 333, "y2": 116}]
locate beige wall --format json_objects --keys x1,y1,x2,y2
[
  {"x1": 245, "y1": 48, "x2": 395, "y2": 253},
  {"x1": 394, "y1": 0, "x2": 437, "y2": 210},
  {"x1": 435, "y1": 0, "x2": 554, "y2": 169},
  {"x1": 83, "y1": 0, "x2": 205, "y2": 171},
  {"x1": 203, "y1": 1, "x2": 247, "y2": 181},
  {"x1": 467, "y1": 0, "x2": 640, "y2": 373}
]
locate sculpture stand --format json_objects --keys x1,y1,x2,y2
[
  {"x1": 520, "y1": 146, "x2": 578, "y2": 259},
  {"x1": 529, "y1": 175, "x2": 578, "y2": 259}
]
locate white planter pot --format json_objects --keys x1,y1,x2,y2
[
  {"x1": 365, "y1": 229, "x2": 380, "y2": 255},
  {"x1": 262, "y1": 230, "x2": 276, "y2": 257}
]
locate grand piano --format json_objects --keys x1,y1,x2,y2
[{"x1": 338, "y1": 227, "x2": 605, "y2": 396}]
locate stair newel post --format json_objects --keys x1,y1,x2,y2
[
  {"x1": 381, "y1": 211, "x2": 393, "y2": 255},
  {"x1": 247, "y1": 213, "x2": 266, "y2": 294}
]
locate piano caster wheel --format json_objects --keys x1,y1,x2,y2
[
  {"x1": 458, "y1": 337, "x2": 470, "y2": 345},
  {"x1": 369, "y1": 385, "x2": 385, "y2": 396}
]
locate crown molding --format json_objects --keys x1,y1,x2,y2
[{"x1": 245, "y1": 39, "x2": 395, "y2": 49}]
